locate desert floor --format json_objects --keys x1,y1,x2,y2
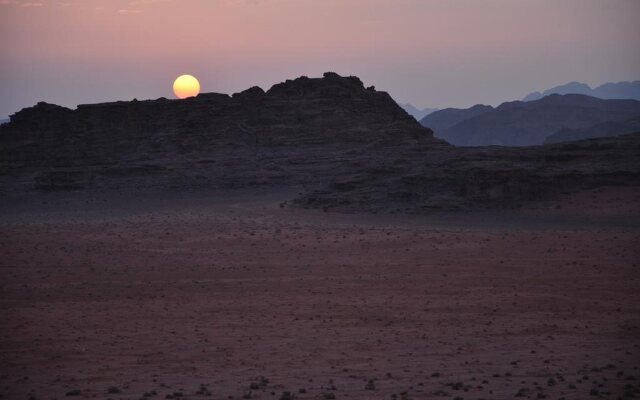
[{"x1": 1, "y1": 187, "x2": 639, "y2": 400}]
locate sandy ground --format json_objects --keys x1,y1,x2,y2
[{"x1": 1, "y1": 188, "x2": 639, "y2": 400}]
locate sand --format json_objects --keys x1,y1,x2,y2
[{"x1": 1, "y1": 188, "x2": 639, "y2": 399}]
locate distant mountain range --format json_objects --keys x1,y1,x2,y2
[
  {"x1": 523, "y1": 81, "x2": 640, "y2": 102},
  {"x1": 0, "y1": 118, "x2": 9, "y2": 125},
  {"x1": 399, "y1": 103, "x2": 438, "y2": 120},
  {"x1": 420, "y1": 94, "x2": 640, "y2": 146}
]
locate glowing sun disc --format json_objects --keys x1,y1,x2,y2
[{"x1": 173, "y1": 74, "x2": 201, "y2": 99}]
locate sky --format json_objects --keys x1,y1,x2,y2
[{"x1": 1, "y1": 0, "x2": 639, "y2": 118}]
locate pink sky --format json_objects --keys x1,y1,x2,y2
[{"x1": 1, "y1": 0, "x2": 639, "y2": 117}]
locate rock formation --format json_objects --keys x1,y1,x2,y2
[
  {"x1": 2, "y1": 73, "x2": 639, "y2": 213},
  {"x1": 1, "y1": 73, "x2": 436, "y2": 192}
]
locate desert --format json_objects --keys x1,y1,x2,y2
[{"x1": 1, "y1": 185, "x2": 639, "y2": 399}]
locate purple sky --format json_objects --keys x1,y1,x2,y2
[{"x1": 1, "y1": 0, "x2": 639, "y2": 118}]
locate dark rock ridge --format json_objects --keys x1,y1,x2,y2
[
  {"x1": 1, "y1": 73, "x2": 639, "y2": 213},
  {"x1": 0, "y1": 73, "x2": 438, "y2": 194},
  {"x1": 421, "y1": 94, "x2": 640, "y2": 146},
  {"x1": 523, "y1": 80, "x2": 640, "y2": 102},
  {"x1": 295, "y1": 133, "x2": 640, "y2": 212},
  {"x1": 545, "y1": 116, "x2": 640, "y2": 144},
  {"x1": 3, "y1": 73, "x2": 426, "y2": 148}
]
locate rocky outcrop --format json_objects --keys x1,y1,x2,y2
[{"x1": 295, "y1": 133, "x2": 640, "y2": 212}]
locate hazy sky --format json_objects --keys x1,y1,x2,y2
[{"x1": 1, "y1": 0, "x2": 639, "y2": 118}]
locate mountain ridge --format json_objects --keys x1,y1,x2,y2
[
  {"x1": 1, "y1": 73, "x2": 440, "y2": 195},
  {"x1": 420, "y1": 94, "x2": 640, "y2": 146},
  {"x1": 419, "y1": 104, "x2": 493, "y2": 132},
  {"x1": 523, "y1": 80, "x2": 640, "y2": 101}
]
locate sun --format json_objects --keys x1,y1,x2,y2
[{"x1": 173, "y1": 74, "x2": 201, "y2": 99}]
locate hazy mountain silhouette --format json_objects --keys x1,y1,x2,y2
[
  {"x1": 2, "y1": 73, "x2": 640, "y2": 212},
  {"x1": 422, "y1": 94, "x2": 640, "y2": 146},
  {"x1": 399, "y1": 103, "x2": 438, "y2": 120},
  {"x1": 524, "y1": 81, "x2": 640, "y2": 101},
  {"x1": 545, "y1": 115, "x2": 640, "y2": 144},
  {"x1": 418, "y1": 104, "x2": 493, "y2": 132},
  {"x1": 0, "y1": 118, "x2": 8, "y2": 125}
]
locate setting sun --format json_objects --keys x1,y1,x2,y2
[{"x1": 173, "y1": 75, "x2": 200, "y2": 99}]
